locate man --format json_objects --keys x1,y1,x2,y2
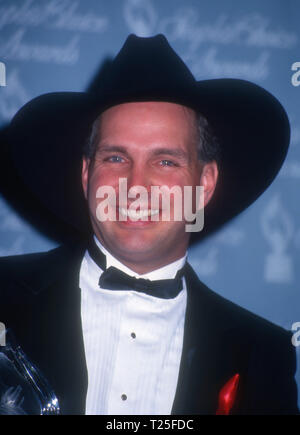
[{"x1": 0, "y1": 34, "x2": 298, "y2": 415}]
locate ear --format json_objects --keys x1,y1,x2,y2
[
  {"x1": 199, "y1": 160, "x2": 219, "y2": 207},
  {"x1": 81, "y1": 157, "x2": 90, "y2": 200}
]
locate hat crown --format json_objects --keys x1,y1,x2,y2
[{"x1": 96, "y1": 34, "x2": 196, "y2": 106}]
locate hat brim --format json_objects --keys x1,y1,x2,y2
[{"x1": 7, "y1": 78, "x2": 290, "y2": 243}]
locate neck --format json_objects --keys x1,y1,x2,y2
[{"x1": 92, "y1": 235, "x2": 187, "y2": 275}]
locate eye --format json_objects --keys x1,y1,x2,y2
[
  {"x1": 105, "y1": 155, "x2": 124, "y2": 163},
  {"x1": 160, "y1": 159, "x2": 177, "y2": 167}
]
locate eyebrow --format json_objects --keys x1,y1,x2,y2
[
  {"x1": 96, "y1": 145, "x2": 129, "y2": 155},
  {"x1": 96, "y1": 144, "x2": 189, "y2": 161},
  {"x1": 151, "y1": 147, "x2": 189, "y2": 161}
]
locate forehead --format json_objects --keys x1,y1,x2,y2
[
  {"x1": 99, "y1": 101, "x2": 196, "y2": 121},
  {"x1": 96, "y1": 101, "x2": 198, "y2": 144}
]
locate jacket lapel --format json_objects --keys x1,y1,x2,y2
[
  {"x1": 171, "y1": 264, "x2": 252, "y2": 415},
  {"x1": 37, "y1": 250, "x2": 88, "y2": 415}
]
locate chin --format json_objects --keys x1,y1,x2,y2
[
  {"x1": 112, "y1": 235, "x2": 159, "y2": 257},
  {"x1": 93, "y1": 219, "x2": 187, "y2": 264}
]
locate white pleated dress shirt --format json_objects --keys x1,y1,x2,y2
[{"x1": 79, "y1": 237, "x2": 187, "y2": 415}]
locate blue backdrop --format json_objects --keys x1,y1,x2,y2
[{"x1": 0, "y1": 0, "x2": 299, "y2": 407}]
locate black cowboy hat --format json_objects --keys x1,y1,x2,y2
[{"x1": 7, "y1": 34, "x2": 290, "y2": 242}]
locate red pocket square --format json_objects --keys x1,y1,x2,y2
[{"x1": 216, "y1": 373, "x2": 240, "y2": 415}]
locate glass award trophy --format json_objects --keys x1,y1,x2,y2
[{"x1": 0, "y1": 330, "x2": 60, "y2": 415}]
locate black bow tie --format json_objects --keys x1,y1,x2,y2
[{"x1": 87, "y1": 239, "x2": 186, "y2": 299}]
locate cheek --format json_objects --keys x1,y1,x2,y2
[
  {"x1": 88, "y1": 168, "x2": 119, "y2": 195},
  {"x1": 162, "y1": 171, "x2": 198, "y2": 190},
  {"x1": 87, "y1": 169, "x2": 122, "y2": 221}
]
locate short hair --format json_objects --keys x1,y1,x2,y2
[
  {"x1": 83, "y1": 109, "x2": 221, "y2": 165},
  {"x1": 195, "y1": 112, "x2": 221, "y2": 165},
  {"x1": 84, "y1": 115, "x2": 101, "y2": 160}
]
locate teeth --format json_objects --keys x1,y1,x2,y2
[{"x1": 119, "y1": 207, "x2": 159, "y2": 219}]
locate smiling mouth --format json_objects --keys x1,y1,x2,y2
[{"x1": 118, "y1": 207, "x2": 160, "y2": 220}]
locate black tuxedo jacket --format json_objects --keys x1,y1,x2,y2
[{"x1": 0, "y1": 244, "x2": 298, "y2": 415}]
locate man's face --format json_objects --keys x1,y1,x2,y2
[{"x1": 82, "y1": 101, "x2": 218, "y2": 273}]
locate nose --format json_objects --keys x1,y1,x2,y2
[
  {"x1": 126, "y1": 163, "x2": 151, "y2": 204},
  {"x1": 127, "y1": 163, "x2": 151, "y2": 191}
]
